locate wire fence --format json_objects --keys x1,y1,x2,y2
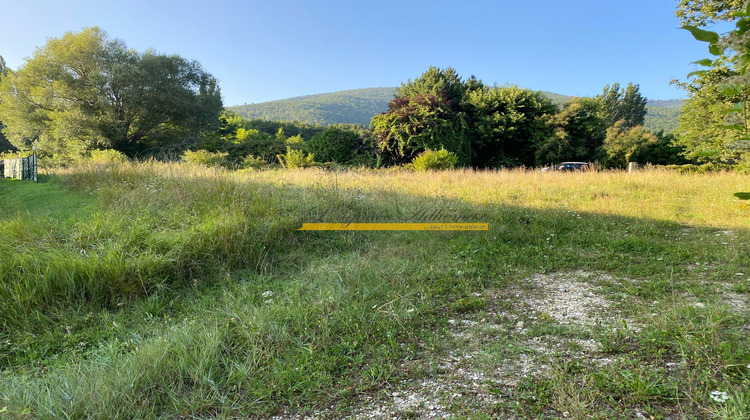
[{"x1": 1, "y1": 155, "x2": 38, "y2": 182}]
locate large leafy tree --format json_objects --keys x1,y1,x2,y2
[
  {"x1": 536, "y1": 97, "x2": 606, "y2": 165},
  {"x1": 372, "y1": 67, "x2": 475, "y2": 166},
  {"x1": 0, "y1": 55, "x2": 13, "y2": 153},
  {"x1": 397, "y1": 66, "x2": 468, "y2": 105},
  {"x1": 372, "y1": 92, "x2": 472, "y2": 165},
  {"x1": 467, "y1": 85, "x2": 557, "y2": 167},
  {"x1": 678, "y1": 3, "x2": 750, "y2": 163},
  {"x1": 0, "y1": 27, "x2": 222, "y2": 158},
  {"x1": 673, "y1": 66, "x2": 744, "y2": 162},
  {"x1": 373, "y1": 67, "x2": 558, "y2": 168},
  {"x1": 596, "y1": 83, "x2": 648, "y2": 128},
  {"x1": 601, "y1": 121, "x2": 657, "y2": 168}
]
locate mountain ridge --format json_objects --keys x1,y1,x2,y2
[{"x1": 228, "y1": 87, "x2": 682, "y2": 132}]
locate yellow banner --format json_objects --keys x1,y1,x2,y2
[{"x1": 298, "y1": 223, "x2": 488, "y2": 231}]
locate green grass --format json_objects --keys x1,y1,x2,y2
[{"x1": 1, "y1": 163, "x2": 749, "y2": 418}]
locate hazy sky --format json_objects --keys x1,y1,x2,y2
[{"x1": 0, "y1": 0, "x2": 733, "y2": 106}]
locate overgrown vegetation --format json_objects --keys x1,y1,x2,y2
[
  {"x1": 1, "y1": 164, "x2": 748, "y2": 418},
  {"x1": 0, "y1": 33, "x2": 690, "y2": 171}
]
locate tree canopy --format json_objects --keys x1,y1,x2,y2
[
  {"x1": 307, "y1": 127, "x2": 360, "y2": 164},
  {"x1": 369, "y1": 67, "x2": 661, "y2": 168},
  {"x1": 468, "y1": 85, "x2": 557, "y2": 167},
  {"x1": 0, "y1": 27, "x2": 222, "y2": 159},
  {"x1": 677, "y1": 3, "x2": 750, "y2": 164},
  {"x1": 676, "y1": 0, "x2": 744, "y2": 26},
  {"x1": 596, "y1": 83, "x2": 648, "y2": 128},
  {"x1": 372, "y1": 67, "x2": 563, "y2": 168},
  {"x1": 0, "y1": 55, "x2": 13, "y2": 153}
]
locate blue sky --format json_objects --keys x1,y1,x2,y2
[{"x1": 0, "y1": 0, "x2": 733, "y2": 106}]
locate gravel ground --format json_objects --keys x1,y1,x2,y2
[{"x1": 271, "y1": 270, "x2": 636, "y2": 419}]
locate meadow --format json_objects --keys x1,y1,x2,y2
[{"x1": 0, "y1": 163, "x2": 749, "y2": 419}]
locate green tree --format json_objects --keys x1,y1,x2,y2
[
  {"x1": 307, "y1": 127, "x2": 360, "y2": 163},
  {"x1": 371, "y1": 67, "x2": 483, "y2": 166},
  {"x1": 0, "y1": 55, "x2": 14, "y2": 153},
  {"x1": 536, "y1": 97, "x2": 606, "y2": 165},
  {"x1": 0, "y1": 27, "x2": 222, "y2": 159},
  {"x1": 467, "y1": 85, "x2": 557, "y2": 167},
  {"x1": 640, "y1": 131, "x2": 691, "y2": 165},
  {"x1": 676, "y1": 0, "x2": 744, "y2": 26},
  {"x1": 673, "y1": 67, "x2": 743, "y2": 162},
  {"x1": 371, "y1": 92, "x2": 472, "y2": 166},
  {"x1": 679, "y1": 6, "x2": 750, "y2": 163},
  {"x1": 397, "y1": 66, "x2": 467, "y2": 106},
  {"x1": 596, "y1": 83, "x2": 648, "y2": 128},
  {"x1": 601, "y1": 121, "x2": 657, "y2": 168}
]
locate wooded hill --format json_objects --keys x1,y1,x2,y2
[{"x1": 229, "y1": 88, "x2": 682, "y2": 133}]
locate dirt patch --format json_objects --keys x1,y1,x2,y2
[
  {"x1": 717, "y1": 283, "x2": 749, "y2": 313},
  {"x1": 270, "y1": 271, "x2": 649, "y2": 419},
  {"x1": 518, "y1": 270, "x2": 620, "y2": 326}
]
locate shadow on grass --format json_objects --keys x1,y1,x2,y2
[{"x1": 0, "y1": 171, "x2": 748, "y2": 418}]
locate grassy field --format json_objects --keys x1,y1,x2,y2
[{"x1": 1, "y1": 162, "x2": 749, "y2": 419}]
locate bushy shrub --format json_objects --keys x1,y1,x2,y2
[
  {"x1": 277, "y1": 146, "x2": 315, "y2": 168},
  {"x1": 89, "y1": 149, "x2": 128, "y2": 164},
  {"x1": 307, "y1": 127, "x2": 359, "y2": 163},
  {"x1": 411, "y1": 148, "x2": 458, "y2": 171},
  {"x1": 734, "y1": 158, "x2": 750, "y2": 175},
  {"x1": 181, "y1": 149, "x2": 228, "y2": 167}
]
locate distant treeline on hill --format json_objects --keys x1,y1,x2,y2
[
  {"x1": 229, "y1": 88, "x2": 683, "y2": 133},
  {"x1": 229, "y1": 88, "x2": 396, "y2": 126}
]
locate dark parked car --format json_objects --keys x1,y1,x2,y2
[{"x1": 540, "y1": 162, "x2": 590, "y2": 172}]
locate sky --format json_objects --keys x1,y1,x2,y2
[{"x1": 0, "y1": 0, "x2": 735, "y2": 106}]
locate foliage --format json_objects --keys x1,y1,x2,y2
[
  {"x1": 0, "y1": 55, "x2": 12, "y2": 153},
  {"x1": 307, "y1": 127, "x2": 360, "y2": 163},
  {"x1": 396, "y1": 67, "x2": 469, "y2": 104},
  {"x1": 639, "y1": 131, "x2": 692, "y2": 165},
  {"x1": 231, "y1": 88, "x2": 679, "y2": 140},
  {"x1": 674, "y1": 68, "x2": 743, "y2": 162},
  {"x1": 88, "y1": 149, "x2": 128, "y2": 164},
  {"x1": 198, "y1": 112, "x2": 288, "y2": 166},
  {"x1": 644, "y1": 105, "x2": 681, "y2": 133},
  {"x1": 601, "y1": 121, "x2": 658, "y2": 168},
  {"x1": 0, "y1": 27, "x2": 222, "y2": 159},
  {"x1": 182, "y1": 149, "x2": 228, "y2": 167},
  {"x1": 676, "y1": 0, "x2": 744, "y2": 26},
  {"x1": 536, "y1": 97, "x2": 606, "y2": 165},
  {"x1": 372, "y1": 68, "x2": 565, "y2": 168},
  {"x1": 411, "y1": 148, "x2": 458, "y2": 171},
  {"x1": 679, "y1": 5, "x2": 750, "y2": 163},
  {"x1": 468, "y1": 85, "x2": 557, "y2": 167},
  {"x1": 596, "y1": 83, "x2": 648, "y2": 128},
  {"x1": 372, "y1": 92, "x2": 472, "y2": 166},
  {"x1": 277, "y1": 146, "x2": 315, "y2": 168},
  {"x1": 229, "y1": 87, "x2": 396, "y2": 126}
]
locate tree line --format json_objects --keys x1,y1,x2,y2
[
  {"x1": 367, "y1": 67, "x2": 689, "y2": 168},
  {"x1": 2, "y1": 9, "x2": 746, "y2": 170}
]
